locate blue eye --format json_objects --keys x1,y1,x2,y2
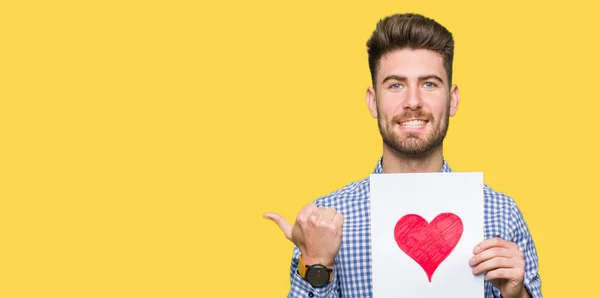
[
  {"x1": 391, "y1": 83, "x2": 402, "y2": 89},
  {"x1": 423, "y1": 82, "x2": 436, "y2": 89}
]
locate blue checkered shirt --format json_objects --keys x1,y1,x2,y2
[{"x1": 288, "y1": 158, "x2": 542, "y2": 298}]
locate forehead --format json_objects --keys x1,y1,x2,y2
[{"x1": 377, "y1": 48, "x2": 447, "y2": 83}]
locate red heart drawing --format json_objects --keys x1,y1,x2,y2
[{"x1": 394, "y1": 213, "x2": 463, "y2": 282}]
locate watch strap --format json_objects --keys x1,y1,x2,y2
[{"x1": 298, "y1": 255, "x2": 333, "y2": 282}]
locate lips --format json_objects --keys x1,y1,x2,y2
[{"x1": 398, "y1": 119, "x2": 428, "y2": 127}]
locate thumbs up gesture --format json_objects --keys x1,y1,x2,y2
[{"x1": 264, "y1": 203, "x2": 344, "y2": 267}]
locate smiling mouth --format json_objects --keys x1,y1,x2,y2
[{"x1": 398, "y1": 119, "x2": 428, "y2": 127}]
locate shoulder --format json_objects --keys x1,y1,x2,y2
[
  {"x1": 483, "y1": 184, "x2": 524, "y2": 215},
  {"x1": 484, "y1": 184, "x2": 519, "y2": 209},
  {"x1": 483, "y1": 184, "x2": 528, "y2": 239},
  {"x1": 313, "y1": 176, "x2": 370, "y2": 208}
]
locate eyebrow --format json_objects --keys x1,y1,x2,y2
[{"x1": 381, "y1": 74, "x2": 445, "y2": 85}]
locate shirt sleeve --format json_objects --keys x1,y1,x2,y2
[
  {"x1": 287, "y1": 245, "x2": 341, "y2": 298},
  {"x1": 509, "y1": 202, "x2": 542, "y2": 298}
]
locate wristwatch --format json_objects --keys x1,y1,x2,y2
[{"x1": 297, "y1": 255, "x2": 333, "y2": 287}]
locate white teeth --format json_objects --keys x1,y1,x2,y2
[{"x1": 400, "y1": 120, "x2": 427, "y2": 127}]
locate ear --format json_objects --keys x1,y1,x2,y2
[
  {"x1": 366, "y1": 87, "x2": 378, "y2": 118},
  {"x1": 449, "y1": 84, "x2": 460, "y2": 117}
]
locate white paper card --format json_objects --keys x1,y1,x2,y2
[{"x1": 370, "y1": 172, "x2": 484, "y2": 298}]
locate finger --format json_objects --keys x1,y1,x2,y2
[
  {"x1": 470, "y1": 247, "x2": 513, "y2": 266},
  {"x1": 303, "y1": 202, "x2": 318, "y2": 212},
  {"x1": 308, "y1": 207, "x2": 327, "y2": 224},
  {"x1": 483, "y1": 268, "x2": 524, "y2": 282},
  {"x1": 300, "y1": 203, "x2": 318, "y2": 218},
  {"x1": 333, "y1": 212, "x2": 344, "y2": 227},
  {"x1": 322, "y1": 207, "x2": 337, "y2": 222},
  {"x1": 472, "y1": 257, "x2": 523, "y2": 275},
  {"x1": 474, "y1": 237, "x2": 519, "y2": 254},
  {"x1": 296, "y1": 203, "x2": 318, "y2": 225},
  {"x1": 263, "y1": 213, "x2": 293, "y2": 241}
]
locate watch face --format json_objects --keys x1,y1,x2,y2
[{"x1": 306, "y1": 266, "x2": 330, "y2": 287}]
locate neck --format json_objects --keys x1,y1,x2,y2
[{"x1": 381, "y1": 143, "x2": 444, "y2": 173}]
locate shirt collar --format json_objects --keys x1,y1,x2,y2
[{"x1": 372, "y1": 156, "x2": 453, "y2": 174}]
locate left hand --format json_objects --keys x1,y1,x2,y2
[{"x1": 470, "y1": 237, "x2": 528, "y2": 298}]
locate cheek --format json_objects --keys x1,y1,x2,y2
[
  {"x1": 379, "y1": 107, "x2": 397, "y2": 123},
  {"x1": 378, "y1": 97, "x2": 403, "y2": 119},
  {"x1": 424, "y1": 98, "x2": 449, "y2": 119}
]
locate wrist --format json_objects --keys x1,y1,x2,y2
[
  {"x1": 298, "y1": 255, "x2": 334, "y2": 287},
  {"x1": 301, "y1": 255, "x2": 333, "y2": 268},
  {"x1": 503, "y1": 287, "x2": 529, "y2": 298}
]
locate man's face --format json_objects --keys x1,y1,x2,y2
[{"x1": 366, "y1": 48, "x2": 459, "y2": 156}]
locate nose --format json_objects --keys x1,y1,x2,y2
[{"x1": 403, "y1": 86, "x2": 422, "y2": 110}]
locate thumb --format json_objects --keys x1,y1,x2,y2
[{"x1": 263, "y1": 213, "x2": 293, "y2": 241}]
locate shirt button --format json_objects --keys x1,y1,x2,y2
[{"x1": 308, "y1": 292, "x2": 314, "y2": 297}]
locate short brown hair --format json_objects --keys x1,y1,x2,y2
[{"x1": 367, "y1": 13, "x2": 455, "y2": 88}]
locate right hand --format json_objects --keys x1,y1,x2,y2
[{"x1": 264, "y1": 203, "x2": 344, "y2": 267}]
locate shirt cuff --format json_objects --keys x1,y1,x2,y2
[{"x1": 290, "y1": 265, "x2": 337, "y2": 298}]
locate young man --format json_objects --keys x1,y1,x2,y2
[{"x1": 264, "y1": 13, "x2": 542, "y2": 298}]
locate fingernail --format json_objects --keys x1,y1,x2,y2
[{"x1": 474, "y1": 245, "x2": 480, "y2": 253}]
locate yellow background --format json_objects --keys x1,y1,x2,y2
[{"x1": 1, "y1": 0, "x2": 597, "y2": 297}]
